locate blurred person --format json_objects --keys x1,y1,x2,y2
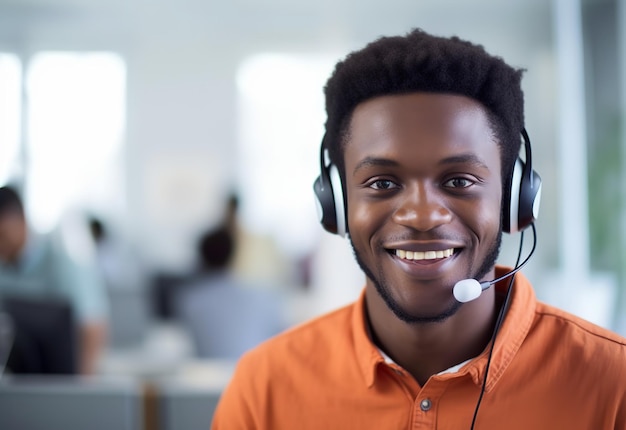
[
  {"x1": 88, "y1": 216, "x2": 117, "y2": 288},
  {"x1": 223, "y1": 192, "x2": 239, "y2": 237},
  {"x1": 88, "y1": 215, "x2": 151, "y2": 347},
  {"x1": 0, "y1": 185, "x2": 108, "y2": 374},
  {"x1": 173, "y1": 224, "x2": 288, "y2": 360},
  {"x1": 88, "y1": 214, "x2": 146, "y2": 293},
  {"x1": 212, "y1": 28, "x2": 626, "y2": 429}
]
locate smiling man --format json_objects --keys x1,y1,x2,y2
[{"x1": 211, "y1": 28, "x2": 626, "y2": 429}]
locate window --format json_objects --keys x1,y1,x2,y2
[
  {"x1": 236, "y1": 53, "x2": 338, "y2": 256},
  {"x1": 0, "y1": 54, "x2": 22, "y2": 186},
  {"x1": 25, "y1": 52, "x2": 126, "y2": 232}
]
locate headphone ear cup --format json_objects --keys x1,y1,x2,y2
[
  {"x1": 504, "y1": 158, "x2": 542, "y2": 233},
  {"x1": 313, "y1": 164, "x2": 346, "y2": 236}
]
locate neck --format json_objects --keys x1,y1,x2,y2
[{"x1": 365, "y1": 287, "x2": 502, "y2": 386}]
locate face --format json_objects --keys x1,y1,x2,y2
[
  {"x1": 0, "y1": 213, "x2": 27, "y2": 264},
  {"x1": 344, "y1": 93, "x2": 503, "y2": 323}
]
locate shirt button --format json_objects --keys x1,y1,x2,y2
[{"x1": 420, "y1": 398, "x2": 432, "y2": 411}]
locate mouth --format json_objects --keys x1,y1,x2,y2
[
  {"x1": 384, "y1": 244, "x2": 462, "y2": 280},
  {"x1": 391, "y1": 248, "x2": 457, "y2": 261}
]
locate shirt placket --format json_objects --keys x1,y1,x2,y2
[
  {"x1": 383, "y1": 363, "x2": 447, "y2": 430},
  {"x1": 412, "y1": 380, "x2": 447, "y2": 429}
]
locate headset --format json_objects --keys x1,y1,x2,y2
[{"x1": 313, "y1": 128, "x2": 542, "y2": 237}]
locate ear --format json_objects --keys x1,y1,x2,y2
[
  {"x1": 502, "y1": 130, "x2": 542, "y2": 233},
  {"x1": 313, "y1": 147, "x2": 347, "y2": 237}
]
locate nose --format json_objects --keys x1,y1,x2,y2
[{"x1": 392, "y1": 183, "x2": 452, "y2": 231}]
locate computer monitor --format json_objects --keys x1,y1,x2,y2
[
  {"x1": 0, "y1": 311, "x2": 13, "y2": 375},
  {"x1": 0, "y1": 295, "x2": 78, "y2": 375}
]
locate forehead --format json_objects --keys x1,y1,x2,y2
[{"x1": 344, "y1": 92, "x2": 499, "y2": 167}]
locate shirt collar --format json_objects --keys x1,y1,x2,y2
[
  {"x1": 350, "y1": 266, "x2": 537, "y2": 390},
  {"x1": 351, "y1": 289, "x2": 385, "y2": 388}
]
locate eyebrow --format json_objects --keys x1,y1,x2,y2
[
  {"x1": 439, "y1": 154, "x2": 490, "y2": 169},
  {"x1": 352, "y1": 157, "x2": 398, "y2": 175},
  {"x1": 352, "y1": 153, "x2": 490, "y2": 176}
]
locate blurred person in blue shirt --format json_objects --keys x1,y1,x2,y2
[
  {"x1": 0, "y1": 185, "x2": 109, "y2": 374},
  {"x1": 174, "y1": 224, "x2": 288, "y2": 360}
]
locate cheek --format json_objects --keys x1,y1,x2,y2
[
  {"x1": 0, "y1": 227, "x2": 24, "y2": 254},
  {"x1": 347, "y1": 196, "x2": 385, "y2": 243},
  {"x1": 476, "y1": 192, "x2": 503, "y2": 236},
  {"x1": 3, "y1": 230, "x2": 19, "y2": 248},
  {"x1": 348, "y1": 201, "x2": 369, "y2": 238},
  {"x1": 0, "y1": 236, "x2": 10, "y2": 257},
  {"x1": 457, "y1": 186, "x2": 502, "y2": 238}
]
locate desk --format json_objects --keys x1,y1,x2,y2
[
  {"x1": 0, "y1": 363, "x2": 233, "y2": 430},
  {"x1": 0, "y1": 375, "x2": 144, "y2": 430},
  {"x1": 145, "y1": 360, "x2": 234, "y2": 430}
]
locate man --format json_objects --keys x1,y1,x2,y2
[
  {"x1": 0, "y1": 185, "x2": 108, "y2": 374},
  {"x1": 211, "y1": 28, "x2": 626, "y2": 429}
]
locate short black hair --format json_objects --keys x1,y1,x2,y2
[
  {"x1": 323, "y1": 28, "x2": 525, "y2": 205},
  {"x1": 198, "y1": 226, "x2": 234, "y2": 270},
  {"x1": 0, "y1": 185, "x2": 24, "y2": 217},
  {"x1": 88, "y1": 216, "x2": 106, "y2": 243}
]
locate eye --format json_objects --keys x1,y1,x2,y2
[
  {"x1": 369, "y1": 179, "x2": 399, "y2": 190},
  {"x1": 443, "y1": 177, "x2": 475, "y2": 188}
]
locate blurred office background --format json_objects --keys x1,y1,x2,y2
[{"x1": 0, "y1": 0, "x2": 625, "y2": 428}]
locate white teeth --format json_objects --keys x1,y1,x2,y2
[{"x1": 395, "y1": 248, "x2": 454, "y2": 261}]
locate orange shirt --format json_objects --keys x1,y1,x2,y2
[{"x1": 211, "y1": 267, "x2": 626, "y2": 429}]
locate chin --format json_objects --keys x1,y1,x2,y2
[{"x1": 375, "y1": 282, "x2": 463, "y2": 325}]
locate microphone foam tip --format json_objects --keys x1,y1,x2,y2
[{"x1": 453, "y1": 279, "x2": 482, "y2": 303}]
